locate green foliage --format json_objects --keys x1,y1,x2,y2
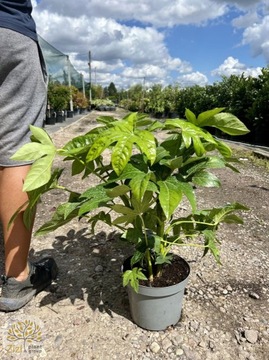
[
  {"x1": 47, "y1": 82, "x2": 70, "y2": 111},
  {"x1": 12, "y1": 109, "x2": 250, "y2": 292},
  {"x1": 117, "y1": 67, "x2": 269, "y2": 145}
]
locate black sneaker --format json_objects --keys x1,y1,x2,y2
[{"x1": 0, "y1": 257, "x2": 58, "y2": 312}]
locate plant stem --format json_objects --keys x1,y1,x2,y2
[
  {"x1": 145, "y1": 248, "x2": 154, "y2": 282},
  {"x1": 140, "y1": 215, "x2": 154, "y2": 282}
]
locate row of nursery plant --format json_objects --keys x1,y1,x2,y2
[
  {"x1": 117, "y1": 68, "x2": 269, "y2": 146},
  {"x1": 47, "y1": 83, "x2": 88, "y2": 112}
]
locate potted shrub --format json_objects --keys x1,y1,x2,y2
[
  {"x1": 11, "y1": 108, "x2": 249, "y2": 330},
  {"x1": 47, "y1": 83, "x2": 70, "y2": 122}
]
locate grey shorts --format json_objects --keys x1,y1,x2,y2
[{"x1": 0, "y1": 28, "x2": 47, "y2": 167}]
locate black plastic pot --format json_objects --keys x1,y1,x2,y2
[
  {"x1": 56, "y1": 111, "x2": 65, "y2": 123},
  {"x1": 67, "y1": 111, "x2": 74, "y2": 118},
  {"x1": 45, "y1": 116, "x2": 56, "y2": 125}
]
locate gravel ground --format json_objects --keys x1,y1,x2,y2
[{"x1": 0, "y1": 109, "x2": 268, "y2": 360}]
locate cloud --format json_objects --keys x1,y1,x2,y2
[
  {"x1": 178, "y1": 72, "x2": 209, "y2": 87},
  {"x1": 32, "y1": 1, "x2": 267, "y2": 88},
  {"x1": 33, "y1": 2, "x2": 194, "y2": 86},
  {"x1": 230, "y1": 1, "x2": 269, "y2": 62},
  {"x1": 212, "y1": 56, "x2": 262, "y2": 77},
  {"x1": 240, "y1": 15, "x2": 269, "y2": 61},
  {"x1": 35, "y1": 0, "x2": 228, "y2": 27}
]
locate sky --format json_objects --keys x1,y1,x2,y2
[{"x1": 33, "y1": 0, "x2": 269, "y2": 89}]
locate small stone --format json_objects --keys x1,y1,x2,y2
[
  {"x1": 95, "y1": 265, "x2": 103, "y2": 272},
  {"x1": 198, "y1": 341, "x2": 207, "y2": 348},
  {"x1": 209, "y1": 340, "x2": 215, "y2": 350},
  {"x1": 92, "y1": 248, "x2": 100, "y2": 254},
  {"x1": 244, "y1": 330, "x2": 259, "y2": 344},
  {"x1": 223, "y1": 289, "x2": 228, "y2": 295},
  {"x1": 54, "y1": 334, "x2": 64, "y2": 347},
  {"x1": 220, "y1": 307, "x2": 226, "y2": 313},
  {"x1": 189, "y1": 320, "x2": 199, "y2": 332},
  {"x1": 227, "y1": 285, "x2": 233, "y2": 292},
  {"x1": 249, "y1": 292, "x2": 260, "y2": 300},
  {"x1": 150, "y1": 342, "x2": 161, "y2": 353},
  {"x1": 175, "y1": 348, "x2": 184, "y2": 356},
  {"x1": 162, "y1": 337, "x2": 172, "y2": 350}
]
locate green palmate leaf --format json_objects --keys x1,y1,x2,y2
[
  {"x1": 112, "y1": 204, "x2": 139, "y2": 225},
  {"x1": 130, "y1": 192, "x2": 152, "y2": 214},
  {"x1": 86, "y1": 132, "x2": 119, "y2": 162},
  {"x1": 177, "y1": 182, "x2": 196, "y2": 212},
  {"x1": 221, "y1": 214, "x2": 244, "y2": 224},
  {"x1": 86, "y1": 114, "x2": 137, "y2": 166},
  {"x1": 155, "y1": 146, "x2": 170, "y2": 163},
  {"x1": 63, "y1": 202, "x2": 81, "y2": 219},
  {"x1": 203, "y1": 229, "x2": 221, "y2": 264},
  {"x1": 60, "y1": 133, "x2": 95, "y2": 156},
  {"x1": 196, "y1": 108, "x2": 225, "y2": 126},
  {"x1": 106, "y1": 184, "x2": 130, "y2": 198},
  {"x1": 215, "y1": 138, "x2": 233, "y2": 157},
  {"x1": 123, "y1": 268, "x2": 147, "y2": 293},
  {"x1": 23, "y1": 154, "x2": 56, "y2": 191},
  {"x1": 96, "y1": 115, "x2": 116, "y2": 125},
  {"x1": 129, "y1": 172, "x2": 151, "y2": 201},
  {"x1": 192, "y1": 170, "x2": 221, "y2": 187},
  {"x1": 71, "y1": 159, "x2": 85, "y2": 175},
  {"x1": 27, "y1": 168, "x2": 63, "y2": 207},
  {"x1": 192, "y1": 136, "x2": 206, "y2": 156},
  {"x1": 201, "y1": 112, "x2": 250, "y2": 135},
  {"x1": 165, "y1": 119, "x2": 217, "y2": 155},
  {"x1": 147, "y1": 120, "x2": 164, "y2": 132},
  {"x1": 112, "y1": 204, "x2": 137, "y2": 215},
  {"x1": 35, "y1": 203, "x2": 79, "y2": 235},
  {"x1": 88, "y1": 211, "x2": 112, "y2": 233},
  {"x1": 20, "y1": 168, "x2": 64, "y2": 229},
  {"x1": 133, "y1": 130, "x2": 156, "y2": 165},
  {"x1": 181, "y1": 130, "x2": 192, "y2": 148},
  {"x1": 203, "y1": 156, "x2": 226, "y2": 169},
  {"x1": 158, "y1": 177, "x2": 183, "y2": 219},
  {"x1": 169, "y1": 156, "x2": 183, "y2": 170},
  {"x1": 11, "y1": 143, "x2": 55, "y2": 161},
  {"x1": 130, "y1": 250, "x2": 144, "y2": 266},
  {"x1": 160, "y1": 134, "x2": 182, "y2": 158},
  {"x1": 117, "y1": 163, "x2": 144, "y2": 180},
  {"x1": 185, "y1": 108, "x2": 197, "y2": 125},
  {"x1": 155, "y1": 253, "x2": 173, "y2": 265},
  {"x1": 113, "y1": 214, "x2": 136, "y2": 225},
  {"x1": 210, "y1": 202, "x2": 249, "y2": 224},
  {"x1": 29, "y1": 125, "x2": 53, "y2": 145},
  {"x1": 183, "y1": 157, "x2": 213, "y2": 177},
  {"x1": 111, "y1": 135, "x2": 133, "y2": 175},
  {"x1": 78, "y1": 185, "x2": 112, "y2": 216}
]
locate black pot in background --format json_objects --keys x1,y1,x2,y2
[
  {"x1": 56, "y1": 111, "x2": 65, "y2": 123},
  {"x1": 45, "y1": 113, "x2": 56, "y2": 125},
  {"x1": 67, "y1": 110, "x2": 74, "y2": 118}
]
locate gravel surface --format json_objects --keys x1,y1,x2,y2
[{"x1": 1, "y1": 109, "x2": 268, "y2": 359}]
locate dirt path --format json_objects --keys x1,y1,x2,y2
[{"x1": 1, "y1": 109, "x2": 268, "y2": 360}]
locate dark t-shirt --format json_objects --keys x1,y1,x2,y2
[{"x1": 0, "y1": 0, "x2": 37, "y2": 41}]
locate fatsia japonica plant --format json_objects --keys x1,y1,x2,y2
[{"x1": 11, "y1": 108, "x2": 249, "y2": 292}]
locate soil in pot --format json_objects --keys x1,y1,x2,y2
[{"x1": 123, "y1": 254, "x2": 190, "y2": 287}]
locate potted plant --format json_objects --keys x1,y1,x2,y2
[
  {"x1": 47, "y1": 83, "x2": 70, "y2": 122},
  {"x1": 11, "y1": 108, "x2": 249, "y2": 330}
]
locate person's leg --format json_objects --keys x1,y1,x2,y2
[
  {"x1": 0, "y1": 165, "x2": 32, "y2": 281},
  {"x1": 0, "y1": 29, "x2": 57, "y2": 312}
]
